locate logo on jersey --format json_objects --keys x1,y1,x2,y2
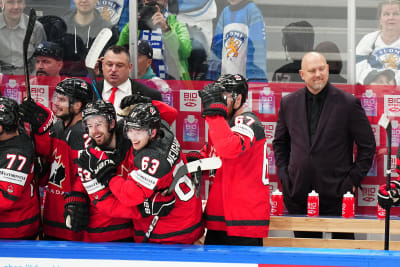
[
  {"x1": 96, "y1": 0, "x2": 123, "y2": 25},
  {"x1": 371, "y1": 48, "x2": 400, "y2": 69},
  {"x1": 224, "y1": 31, "x2": 247, "y2": 61},
  {"x1": 48, "y1": 151, "x2": 66, "y2": 188},
  {"x1": 7, "y1": 185, "x2": 14, "y2": 193}
]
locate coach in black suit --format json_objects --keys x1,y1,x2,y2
[
  {"x1": 273, "y1": 52, "x2": 376, "y2": 238},
  {"x1": 96, "y1": 45, "x2": 161, "y2": 118}
]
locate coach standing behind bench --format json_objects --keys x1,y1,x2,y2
[
  {"x1": 273, "y1": 51, "x2": 376, "y2": 239},
  {"x1": 96, "y1": 45, "x2": 162, "y2": 118}
]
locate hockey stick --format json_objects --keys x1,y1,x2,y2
[
  {"x1": 85, "y1": 28, "x2": 113, "y2": 100},
  {"x1": 142, "y1": 157, "x2": 222, "y2": 243},
  {"x1": 379, "y1": 113, "x2": 392, "y2": 250},
  {"x1": 23, "y1": 8, "x2": 37, "y2": 100}
]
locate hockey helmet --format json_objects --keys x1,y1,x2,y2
[
  {"x1": 33, "y1": 41, "x2": 64, "y2": 60},
  {"x1": 123, "y1": 103, "x2": 160, "y2": 133},
  {"x1": 56, "y1": 78, "x2": 93, "y2": 107},
  {"x1": 83, "y1": 100, "x2": 116, "y2": 126},
  {"x1": 216, "y1": 74, "x2": 248, "y2": 106},
  {"x1": 0, "y1": 97, "x2": 19, "y2": 131}
]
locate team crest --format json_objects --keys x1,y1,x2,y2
[
  {"x1": 371, "y1": 48, "x2": 400, "y2": 69},
  {"x1": 96, "y1": 0, "x2": 124, "y2": 25},
  {"x1": 0, "y1": 104, "x2": 5, "y2": 112},
  {"x1": 49, "y1": 150, "x2": 66, "y2": 188},
  {"x1": 224, "y1": 30, "x2": 247, "y2": 61}
]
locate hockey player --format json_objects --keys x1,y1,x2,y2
[
  {"x1": 0, "y1": 97, "x2": 39, "y2": 239},
  {"x1": 77, "y1": 102, "x2": 204, "y2": 243},
  {"x1": 198, "y1": 74, "x2": 269, "y2": 246},
  {"x1": 66, "y1": 99, "x2": 134, "y2": 242},
  {"x1": 19, "y1": 78, "x2": 95, "y2": 241}
]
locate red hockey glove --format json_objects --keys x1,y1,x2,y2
[
  {"x1": 19, "y1": 98, "x2": 54, "y2": 134},
  {"x1": 378, "y1": 180, "x2": 400, "y2": 210},
  {"x1": 63, "y1": 191, "x2": 90, "y2": 232},
  {"x1": 199, "y1": 83, "x2": 228, "y2": 118},
  {"x1": 137, "y1": 191, "x2": 176, "y2": 217}
]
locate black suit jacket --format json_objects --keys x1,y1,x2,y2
[
  {"x1": 272, "y1": 83, "x2": 376, "y2": 215},
  {"x1": 95, "y1": 78, "x2": 162, "y2": 102}
]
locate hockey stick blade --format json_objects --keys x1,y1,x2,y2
[
  {"x1": 167, "y1": 157, "x2": 222, "y2": 195},
  {"x1": 23, "y1": 8, "x2": 37, "y2": 100},
  {"x1": 85, "y1": 28, "x2": 112, "y2": 99},
  {"x1": 85, "y1": 28, "x2": 112, "y2": 69}
]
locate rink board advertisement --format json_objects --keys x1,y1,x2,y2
[
  {"x1": 0, "y1": 76, "x2": 398, "y2": 215},
  {"x1": 0, "y1": 241, "x2": 399, "y2": 266}
]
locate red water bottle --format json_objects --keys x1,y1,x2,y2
[
  {"x1": 342, "y1": 191, "x2": 355, "y2": 218},
  {"x1": 307, "y1": 190, "x2": 319, "y2": 217},
  {"x1": 271, "y1": 189, "x2": 283, "y2": 216},
  {"x1": 377, "y1": 203, "x2": 386, "y2": 219}
]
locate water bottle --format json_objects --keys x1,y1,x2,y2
[
  {"x1": 307, "y1": 190, "x2": 319, "y2": 217},
  {"x1": 342, "y1": 191, "x2": 355, "y2": 218},
  {"x1": 271, "y1": 189, "x2": 283, "y2": 216}
]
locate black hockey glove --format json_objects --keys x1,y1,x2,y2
[
  {"x1": 378, "y1": 180, "x2": 400, "y2": 210},
  {"x1": 19, "y1": 98, "x2": 54, "y2": 134},
  {"x1": 63, "y1": 191, "x2": 90, "y2": 232},
  {"x1": 118, "y1": 93, "x2": 152, "y2": 117},
  {"x1": 199, "y1": 83, "x2": 228, "y2": 118},
  {"x1": 137, "y1": 191, "x2": 176, "y2": 218},
  {"x1": 77, "y1": 149, "x2": 117, "y2": 187}
]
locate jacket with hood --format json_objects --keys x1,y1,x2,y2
[{"x1": 63, "y1": 9, "x2": 112, "y2": 52}]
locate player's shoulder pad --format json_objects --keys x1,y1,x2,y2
[
  {"x1": 231, "y1": 111, "x2": 265, "y2": 141},
  {"x1": 0, "y1": 134, "x2": 34, "y2": 172},
  {"x1": 134, "y1": 126, "x2": 181, "y2": 178},
  {"x1": 49, "y1": 120, "x2": 64, "y2": 138},
  {"x1": 67, "y1": 122, "x2": 91, "y2": 150}
]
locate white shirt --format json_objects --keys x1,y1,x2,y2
[{"x1": 102, "y1": 79, "x2": 132, "y2": 119}]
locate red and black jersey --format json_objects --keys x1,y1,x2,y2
[
  {"x1": 35, "y1": 120, "x2": 90, "y2": 240},
  {"x1": 202, "y1": 112, "x2": 270, "y2": 238},
  {"x1": 0, "y1": 131, "x2": 39, "y2": 239},
  {"x1": 92, "y1": 125, "x2": 204, "y2": 244}
]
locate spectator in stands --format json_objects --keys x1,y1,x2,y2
[
  {"x1": 273, "y1": 52, "x2": 376, "y2": 239},
  {"x1": 0, "y1": 0, "x2": 46, "y2": 75},
  {"x1": 63, "y1": 0, "x2": 113, "y2": 52},
  {"x1": 207, "y1": 0, "x2": 267, "y2": 82},
  {"x1": 32, "y1": 41, "x2": 64, "y2": 85},
  {"x1": 363, "y1": 68, "x2": 397, "y2": 85},
  {"x1": 70, "y1": 0, "x2": 128, "y2": 31},
  {"x1": 315, "y1": 41, "x2": 347, "y2": 84},
  {"x1": 356, "y1": 0, "x2": 400, "y2": 84},
  {"x1": 117, "y1": 0, "x2": 192, "y2": 80},
  {"x1": 137, "y1": 40, "x2": 156, "y2": 79},
  {"x1": 175, "y1": 0, "x2": 216, "y2": 51},
  {"x1": 272, "y1": 21, "x2": 314, "y2": 83},
  {"x1": 96, "y1": 45, "x2": 162, "y2": 117}
]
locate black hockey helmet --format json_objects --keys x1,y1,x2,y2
[
  {"x1": 33, "y1": 41, "x2": 64, "y2": 60},
  {"x1": 216, "y1": 74, "x2": 248, "y2": 106},
  {"x1": 123, "y1": 103, "x2": 161, "y2": 133},
  {"x1": 56, "y1": 78, "x2": 93, "y2": 108},
  {"x1": 0, "y1": 96, "x2": 19, "y2": 132},
  {"x1": 83, "y1": 100, "x2": 116, "y2": 126}
]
